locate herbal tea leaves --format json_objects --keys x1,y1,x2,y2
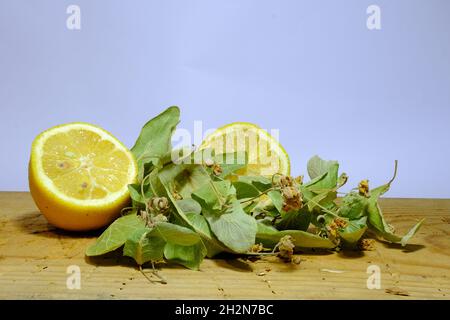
[
  {"x1": 154, "y1": 222, "x2": 201, "y2": 246},
  {"x1": 164, "y1": 242, "x2": 207, "y2": 270},
  {"x1": 338, "y1": 216, "x2": 368, "y2": 246},
  {"x1": 203, "y1": 199, "x2": 257, "y2": 253},
  {"x1": 123, "y1": 227, "x2": 166, "y2": 265},
  {"x1": 366, "y1": 196, "x2": 425, "y2": 246},
  {"x1": 86, "y1": 214, "x2": 145, "y2": 256},
  {"x1": 307, "y1": 155, "x2": 338, "y2": 180},
  {"x1": 131, "y1": 106, "x2": 180, "y2": 180},
  {"x1": 86, "y1": 107, "x2": 424, "y2": 274},
  {"x1": 363, "y1": 162, "x2": 425, "y2": 246},
  {"x1": 256, "y1": 222, "x2": 335, "y2": 249}
]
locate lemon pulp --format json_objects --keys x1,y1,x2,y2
[{"x1": 200, "y1": 122, "x2": 290, "y2": 177}]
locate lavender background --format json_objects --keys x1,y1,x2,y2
[{"x1": 0, "y1": 0, "x2": 449, "y2": 198}]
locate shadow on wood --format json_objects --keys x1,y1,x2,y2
[
  {"x1": 13, "y1": 210, "x2": 101, "y2": 239},
  {"x1": 380, "y1": 241, "x2": 426, "y2": 253}
]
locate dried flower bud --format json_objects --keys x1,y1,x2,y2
[
  {"x1": 150, "y1": 197, "x2": 170, "y2": 213},
  {"x1": 159, "y1": 197, "x2": 169, "y2": 211},
  {"x1": 282, "y1": 186, "x2": 298, "y2": 199},
  {"x1": 358, "y1": 179, "x2": 370, "y2": 197},
  {"x1": 325, "y1": 218, "x2": 347, "y2": 244},
  {"x1": 250, "y1": 243, "x2": 264, "y2": 253},
  {"x1": 338, "y1": 173, "x2": 348, "y2": 187},
  {"x1": 281, "y1": 186, "x2": 302, "y2": 211},
  {"x1": 279, "y1": 175, "x2": 294, "y2": 188},
  {"x1": 153, "y1": 214, "x2": 168, "y2": 224},
  {"x1": 358, "y1": 238, "x2": 375, "y2": 251},
  {"x1": 173, "y1": 192, "x2": 183, "y2": 200},
  {"x1": 326, "y1": 226, "x2": 338, "y2": 238},
  {"x1": 212, "y1": 164, "x2": 223, "y2": 176},
  {"x1": 276, "y1": 235, "x2": 295, "y2": 261},
  {"x1": 334, "y1": 218, "x2": 347, "y2": 229},
  {"x1": 294, "y1": 175, "x2": 304, "y2": 185},
  {"x1": 204, "y1": 158, "x2": 214, "y2": 167},
  {"x1": 140, "y1": 210, "x2": 148, "y2": 222}
]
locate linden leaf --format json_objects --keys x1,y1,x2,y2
[
  {"x1": 123, "y1": 227, "x2": 166, "y2": 265},
  {"x1": 86, "y1": 214, "x2": 145, "y2": 256},
  {"x1": 131, "y1": 106, "x2": 180, "y2": 180},
  {"x1": 256, "y1": 222, "x2": 335, "y2": 249}
]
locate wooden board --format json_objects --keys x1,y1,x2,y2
[{"x1": 0, "y1": 192, "x2": 449, "y2": 300}]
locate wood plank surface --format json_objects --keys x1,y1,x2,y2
[{"x1": 0, "y1": 192, "x2": 449, "y2": 300}]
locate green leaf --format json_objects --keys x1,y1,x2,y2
[
  {"x1": 159, "y1": 163, "x2": 211, "y2": 199},
  {"x1": 128, "y1": 183, "x2": 153, "y2": 208},
  {"x1": 154, "y1": 222, "x2": 201, "y2": 246},
  {"x1": 367, "y1": 200, "x2": 424, "y2": 246},
  {"x1": 365, "y1": 162, "x2": 424, "y2": 246},
  {"x1": 304, "y1": 156, "x2": 339, "y2": 192},
  {"x1": 338, "y1": 217, "x2": 368, "y2": 245},
  {"x1": 86, "y1": 214, "x2": 145, "y2": 256},
  {"x1": 307, "y1": 155, "x2": 338, "y2": 180},
  {"x1": 233, "y1": 181, "x2": 261, "y2": 199},
  {"x1": 176, "y1": 198, "x2": 202, "y2": 214},
  {"x1": 238, "y1": 176, "x2": 272, "y2": 192},
  {"x1": 128, "y1": 184, "x2": 142, "y2": 204},
  {"x1": 256, "y1": 222, "x2": 336, "y2": 249},
  {"x1": 203, "y1": 200, "x2": 257, "y2": 253},
  {"x1": 250, "y1": 195, "x2": 276, "y2": 216},
  {"x1": 123, "y1": 227, "x2": 166, "y2": 265},
  {"x1": 367, "y1": 200, "x2": 391, "y2": 233},
  {"x1": 186, "y1": 213, "x2": 212, "y2": 238},
  {"x1": 131, "y1": 106, "x2": 180, "y2": 180},
  {"x1": 338, "y1": 192, "x2": 368, "y2": 219},
  {"x1": 164, "y1": 242, "x2": 207, "y2": 270},
  {"x1": 395, "y1": 219, "x2": 425, "y2": 247},
  {"x1": 304, "y1": 189, "x2": 336, "y2": 211},
  {"x1": 275, "y1": 207, "x2": 311, "y2": 231},
  {"x1": 191, "y1": 180, "x2": 235, "y2": 212},
  {"x1": 268, "y1": 190, "x2": 283, "y2": 213},
  {"x1": 186, "y1": 212, "x2": 223, "y2": 257},
  {"x1": 158, "y1": 177, "x2": 229, "y2": 254}
]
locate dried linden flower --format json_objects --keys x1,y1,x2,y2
[
  {"x1": 358, "y1": 179, "x2": 370, "y2": 197},
  {"x1": 149, "y1": 197, "x2": 170, "y2": 213},
  {"x1": 276, "y1": 235, "x2": 295, "y2": 261},
  {"x1": 204, "y1": 158, "x2": 214, "y2": 167},
  {"x1": 250, "y1": 243, "x2": 264, "y2": 253},
  {"x1": 281, "y1": 186, "x2": 302, "y2": 211},
  {"x1": 212, "y1": 164, "x2": 223, "y2": 176}
]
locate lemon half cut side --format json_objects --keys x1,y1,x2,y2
[
  {"x1": 29, "y1": 123, "x2": 137, "y2": 231},
  {"x1": 200, "y1": 122, "x2": 290, "y2": 177}
]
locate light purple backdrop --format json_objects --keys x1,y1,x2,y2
[{"x1": 1, "y1": 0, "x2": 449, "y2": 198}]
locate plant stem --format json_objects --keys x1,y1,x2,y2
[
  {"x1": 139, "y1": 264, "x2": 167, "y2": 284},
  {"x1": 388, "y1": 160, "x2": 398, "y2": 186},
  {"x1": 200, "y1": 165, "x2": 226, "y2": 206},
  {"x1": 304, "y1": 197, "x2": 340, "y2": 218},
  {"x1": 140, "y1": 172, "x2": 152, "y2": 212},
  {"x1": 240, "y1": 187, "x2": 277, "y2": 204}
]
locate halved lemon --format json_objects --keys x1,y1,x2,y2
[
  {"x1": 200, "y1": 122, "x2": 290, "y2": 176},
  {"x1": 29, "y1": 123, "x2": 137, "y2": 231}
]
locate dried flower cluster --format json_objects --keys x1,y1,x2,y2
[{"x1": 276, "y1": 235, "x2": 295, "y2": 261}]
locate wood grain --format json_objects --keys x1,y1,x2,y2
[{"x1": 0, "y1": 192, "x2": 449, "y2": 300}]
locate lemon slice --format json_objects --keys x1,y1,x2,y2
[
  {"x1": 200, "y1": 122, "x2": 290, "y2": 176},
  {"x1": 29, "y1": 123, "x2": 137, "y2": 231}
]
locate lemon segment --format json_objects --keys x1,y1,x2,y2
[
  {"x1": 29, "y1": 123, "x2": 137, "y2": 231},
  {"x1": 200, "y1": 122, "x2": 290, "y2": 177}
]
